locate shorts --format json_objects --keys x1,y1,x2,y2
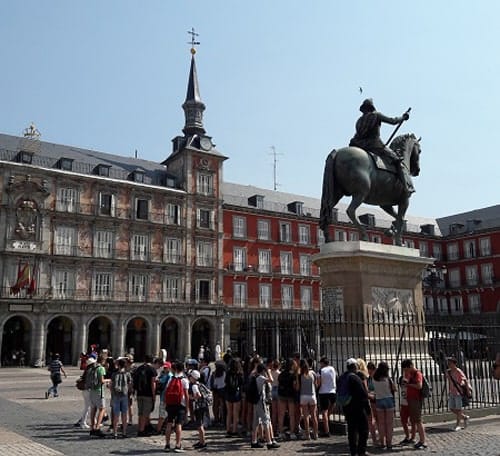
[
  {"x1": 193, "y1": 408, "x2": 208, "y2": 427},
  {"x1": 376, "y1": 397, "x2": 395, "y2": 410},
  {"x1": 225, "y1": 390, "x2": 242, "y2": 403},
  {"x1": 112, "y1": 395, "x2": 129, "y2": 415},
  {"x1": 89, "y1": 390, "x2": 106, "y2": 409},
  {"x1": 300, "y1": 395, "x2": 317, "y2": 406},
  {"x1": 166, "y1": 405, "x2": 186, "y2": 424},
  {"x1": 252, "y1": 402, "x2": 270, "y2": 428},
  {"x1": 318, "y1": 393, "x2": 336, "y2": 412},
  {"x1": 271, "y1": 385, "x2": 279, "y2": 401},
  {"x1": 448, "y1": 394, "x2": 463, "y2": 410},
  {"x1": 137, "y1": 396, "x2": 154, "y2": 416},
  {"x1": 408, "y1": 399, "x2": 422, "y2": 424},
  {"x1": 400, "y1": 404, "x2": 410, "y2": 424},
  {"x1": 158, "y1": 400, "x2": 167, "y2": 419}
]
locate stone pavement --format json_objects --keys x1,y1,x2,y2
[{"x1": 0, "y1": 367, "x2": 499, "y2": 456}]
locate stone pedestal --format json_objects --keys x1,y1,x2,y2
[{"x1": 313, "y1": 241, "x2": 433, "y2": 372}]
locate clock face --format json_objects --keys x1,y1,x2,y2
[{"x1": 200, "y1": 137, "x2": 212, "y2": 151}]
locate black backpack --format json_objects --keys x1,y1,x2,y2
[{"x1": 246, "y1": 375, "x2": 260, "y2": 404}]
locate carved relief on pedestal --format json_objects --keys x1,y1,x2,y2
[{"x1": 370, "y1": 287, "x2": 415, "y2": 323}]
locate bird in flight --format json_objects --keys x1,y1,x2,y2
[{"x1": 359, "y1": 86, "x2": 363, "y2": 94}]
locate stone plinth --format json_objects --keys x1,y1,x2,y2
[{"x1": 313, "y1": 241, "x2": 433, "y2": 370}]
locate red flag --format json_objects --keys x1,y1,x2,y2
[
  {"x1": 10, "y1": 263, "x2": 31, "y2": 294},
  {"x1": 28, "y1": 263, "x2": 37, "y2": 296}
]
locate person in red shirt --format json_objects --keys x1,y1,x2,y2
[{"x1": 401, "y1": 359, "x2": 426, "y2": 450}]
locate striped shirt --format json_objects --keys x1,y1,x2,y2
[{"x1": 49, "y1": 359, "x2": 63, "y2": 374}]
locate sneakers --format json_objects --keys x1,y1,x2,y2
[
  {"x1": 414, "y1": 441, "x2": 427, "y2": 450},
  {"x1": 267, "y1": 442, "x2": 280, "y2": 450},
  {"x1": 463, "y1": 415, "x2": 469, "y2": 428},
  {"x1": 251, "y1": 442, "x2": 264, "y2": 449},
  {"x1": 399, "y1": 437, "x2": 414, "y2": 445},
  {"x1": 173, "y1": 447, "x2": 185, "y2": 453},
  {"x1": 80, "y1": 423, "x2": 90, "y2": 429},
  {"x1": 454, "y1": 426, "x2": 461, "y2": 431},
  {"x1": 164, "y1": 443, "x2": 171, "y2": 453},
  {"x1": 193, "y1": 442, "x2": 207, "y2": 449},
  {"x1": 45, "y1": 391, "x2": 49, "y2": 399},
  {"x1": 90, "y1": 429, "x2": 106, "y2": 438}
]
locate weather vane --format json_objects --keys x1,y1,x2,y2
[{"x1": 187, "y1": 27, "x2": 200, "y2": 55}]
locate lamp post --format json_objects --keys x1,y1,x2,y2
[{"x1": 423, "y1": 264, "x2": 447, "y2": 314}]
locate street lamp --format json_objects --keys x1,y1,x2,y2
[{"x1": 423, "y1": 264, "x2": 447, "y2": 314}]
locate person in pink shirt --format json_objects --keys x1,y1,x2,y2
[{"x1": 446, "y1": 357, "x2": 470, "y2": 431}]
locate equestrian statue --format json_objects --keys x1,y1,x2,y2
[{"x1": 319, "y1": 98, "x2": 421, "y2": 246}]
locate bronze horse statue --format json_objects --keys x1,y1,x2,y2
[{"x1": 319, "y1": 133, "x2": 421, "y2": 246}]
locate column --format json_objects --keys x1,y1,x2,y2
[
  {"x1": 274, "y1": 320, "x2": 281, "y2": 360},
  {"x1": 116, "y1": 318, "x2": 125, "y2": 356},
  {"x1": 184, "y1": 316, "x2": 192, "y2": 360},
  {"x1": 78, "y1": 314, "x2": 88, "y2": 354},
  {"x1": 32, "y1": 314, "x2": 46, "y2": 367},
  {"x1": 152, "y1": 315, "x2": 161, "y2": 357}
]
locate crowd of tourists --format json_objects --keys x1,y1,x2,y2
[{"x1": 45, "y1": 348, "x2": 476, "y2": 454}]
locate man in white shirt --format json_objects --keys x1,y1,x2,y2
[{"x1": 317, "y1": 357, "x2": 337, "y2": 437}]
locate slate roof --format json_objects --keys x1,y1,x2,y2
[
  {"x1": 436, "y1": 205, "x2": 500, "y2": 236},
  {"x1": 222, "y1": 181, "x2": 441, "y2": 236}
]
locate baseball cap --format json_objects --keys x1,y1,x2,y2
[
  {"x1": 346, "y1": 358, "x2": 358, "y2": 367},
  {"x1": 189, "y1": 370, "x2": 201, "y2": 380},
  {"x1": 163, "y1": 361, "x2": 172, "y2": 369},
  {"x1": 86, "y1": 357, "x2": 96, "y2": 366}
]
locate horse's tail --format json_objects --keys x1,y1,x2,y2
[{"x1": 319, "y1": 149, "x2": 341, "y2": 232}]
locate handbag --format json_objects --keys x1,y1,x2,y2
[{"x1": 447, "y1": 370, "x2": 471, "y2": 406}]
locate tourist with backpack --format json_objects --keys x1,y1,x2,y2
[
  {"x1": 156, "y1": 361, "x2": 172, "y2": 435},
  {"x1": 338, "y1": 358, "x2": 371, "y2": 456},
  {"x1": 87, "y1": 354, "x2": 109, "y2": 437},
  {"x1": 164, "y1": 360, "x2": 190, "y2": 453},
  {"x1": 224, "y1": 358, "x2": 244, "y2": 437},
  {"x1": 188, "y1": 369, "x2": 209, "y2": 449},
  {"x1": 111, "y1": 358, "x2": 132, "y2": 438},
  {"x1": 133, "y1": 355, "x2": 157, "y2": 437},
  {"x1": 277, "y1": 358, "x2": 299, "y2": 440},
  {"x1": 74, "y1": 356, "x2": 95, "y2": 429},
  {"x1": 446, "y1": 356, "x2": 471, "y2": 431},
  {"x1": 401, "y1": 359, "x2": 427, "y2": 450}
]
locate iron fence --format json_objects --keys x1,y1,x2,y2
[{"x1": 237, "y1": 310, "x2": 500, "y2": 416}]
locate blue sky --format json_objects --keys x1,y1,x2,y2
[{"x1": 1, "y1": 1, "x2": 498, "y2": 217}]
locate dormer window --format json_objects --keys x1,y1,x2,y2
[
  {"x1": 288, "y1": 201, "x2": 304, "y2": 215},
  {"x1": 94, "y1": 164, "x2": 111, "y2": 177},
  {"x1": 129, "y1": 169, "x2": 145, "y2": 183},
  {"x1": 359, "y1": 213, "x2": 376, "y2": 227},
  {"x1": 58, "y1": 158, "x2": 73, "y2": 171},
  {"x1": 16, "y1": 150, "x2": 33, "y2": 164},
  {"x1": 248, "y1": 195, "x2": 264, "y2": 209}
]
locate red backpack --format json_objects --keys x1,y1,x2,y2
[{"x1": 164, "y1": 376, "x2": 184, "y2": 406}]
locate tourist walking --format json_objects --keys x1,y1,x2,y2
[
  {"x1": 372, "y1": 361, "x2": 396, "y2": 450},
  {"x1": 46, "y1": 353, "x2": 67, "y2": 399},
  {"x1": 446, "y1": 356, "x2": 471, "y2": 431}
]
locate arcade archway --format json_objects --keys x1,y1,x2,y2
[
  {"x1": 1, "y1": 316, "x2": 32, "y2": 366},
  {"x1": 125, "y1": 317, "x2": 148, "y2": 361},
  {"x1": 88, "y1": 316, "x2": 113, "y2": 352},
  {"x1": 46, "y1": 316, "x2": 73, "y2": 364},
  {"x1": 191, "y1": 318, "x2": 212, "y2": 359},
  {"x1": 161, "y1": 317, "x2": 179, "y2": 361}
]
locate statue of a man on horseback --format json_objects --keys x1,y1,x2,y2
[
  {"x1": 350, "y1": 98, "x2": 414, "y2": 195},
  {"x1": 320, "y1": 98, "x2": 421, "y2": 246}
]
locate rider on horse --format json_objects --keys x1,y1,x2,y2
[{"x1": 349, "y1": 98, "x2": 414, "y2": 194}]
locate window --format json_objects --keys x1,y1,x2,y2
[
  {"x1": 233, "y1": 247, "x2": 246, "y2": 272},
  {"x1": 233, "y1": 283, "x2": 247, "y2": 307},
  {"x1": 135, "y1": 198, "x2": 149, "y2": 220},
  {"x1": 479, "y1": 237, "x2": 491, "y2": 256},
  {"x1": 130, "y1": 274, "x2": 147, "y2": 301},
  {"x1": 258, "y1": 249, "x2": 271, "y2": 273},
  {"x1": 447, "y1": 242, "x2": 459, "y2": 260},
  {"x1": 448, "y1": 268, "x2": 460, "y2": 288},
  {"x1": 257, "y1": 219, "x2": 270, "y2": 240},
  {"x1": 94, "y1": 272, "x2": 111, "y2": 299},
  {"x1": 298, "y1": 225, "x2": 310, "y2": 245},
  {"x1": 59, "y1": 158, "x2": 73, "y2": 171},
  {"x1": 197, "y1": 173, "x2": 213, "y2": 195},
  {"x1": 432, "y1": 243, "x2": 442, "y2": 260},
  {"x1": 233, "y1": 216, "x2": 246, "y2": 238},
  {"x1": 166, "y1": 203, "x2": 181, "y2": 225},
  {"x1": 53, "y1": 269, "x2": 74, "y2": 299},
  {"x1": 317, "y1": 228, "x2": 325, "y2": 246},
  {"x1": 299, "y1": 254, "x2": 311, "y2": 276},
  {"x1": 95, "y1": 230, "x2": 113, "y2": 258},
  {"x1": 349, "y1": 231, "x2": 359, "y2": 241},
  {"x1": 419, "y1": 241, "x2": 429, "y2": 257},
  {"x1": 18, "y1": 150, "x2": 33, "y2": 164},
  {"x1": 165, "y1": 238, "x2": 182, "y2": 264},
  {"x1": 56, "y1": 187, "x2": 78, "y2": 212},
  {"x1": 301, "y1": 286, "x2": 312, "y2": 310},
  {"x1": 464, "y1": 240, "x2": 476, "y2": 258},
  {"x1": 404, "y1": 238, "x2": 414, "y2": 248},
  {"x1": 465, "y1": 265, "x2": 478, "y2": 286},
  {"x1": 255, "y1": 195, "x2": 264, "y2": 209},
  {"x1": 481, "y1": 263, "x2": 493, "y2": 285},
  {"x1": 197, "y1": 208, "x2": 213, "y2": 229},
  {"x1": 98, "y1": 192, "x2": 115, "y2": 216},
  {"x1": 280, "y1": 252, "x2": 292, "y2": 275},
  {"x1": 468, "y1": 294, "x2": 480, "y2": 314},
  {"x1": 281, "y1": 285, "x2": 293, "y2": 309},
  {"x1": 437, "y1": 297, "x2": 448, "y2": 315},
  {"x1": 54, "y1": 226, "x2": 75, "y2": 255},
  {"x1": 196, "y1": 241, "x2": 213, "y2": 267},
  {"x1": 131, "y1": 234, "x2": 148, "y2": 261},
  {"x1": 196, "y1": 279, "x2": 211, "y2": 304},
  {"x1": 450, "y1": 296, "x2": 463, "y2": 315},
  {"x1": 259, "y1": 284, "x2": 272, "y2": 308},
  {"x1": 424, "y1": 296, "x2": 434, "y2": 314},
  {"x1": 165, "y1": 277, "x2": 182, "y2": 302},
  {"x1": 95, "y1": 164, "x2": 110, "y2": 177},
  {"x1": 335, "y1": 230, "x2": 346, "y2": 242},
  {"x1": 279, "y1": 222, "x2": 291, "y2": 243}
]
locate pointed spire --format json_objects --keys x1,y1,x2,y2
[{"x1": 182, "y1": 43, "x2": 206, "y2": 136}]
